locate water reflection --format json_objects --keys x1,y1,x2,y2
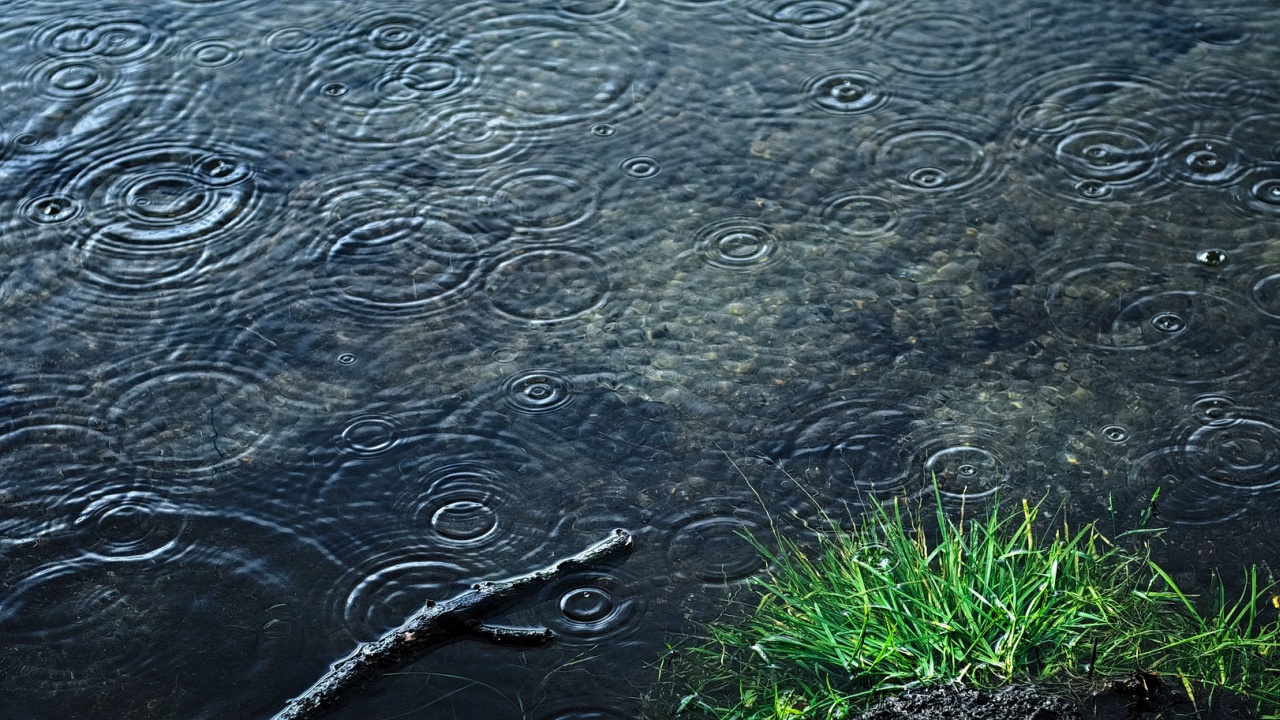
[{"x1": 1, "y1": 0, "x2": 1280, "y2": 718}]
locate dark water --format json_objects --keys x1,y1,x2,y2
[{"x1": 1, "y1": 0, "x2": 1279, "y2": 718}]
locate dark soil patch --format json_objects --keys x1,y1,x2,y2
[
  {"x1": 855, "y1": 680, "x2": 1261, "y2": 720},
  {"x1": 857, "y1": 685, "x2": 1079, "y2": 720}
]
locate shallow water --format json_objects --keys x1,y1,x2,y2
[{"x1": 1, "y1": 1, "x2": 1279, "y2": 718}]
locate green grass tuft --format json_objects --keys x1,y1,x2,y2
[{"x1": 668, "y1": 493, "x2": 1280, "y2": 720}]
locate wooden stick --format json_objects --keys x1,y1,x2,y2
[{"x1": 272, "y1": 528, "x2": 635, "y2": 720}]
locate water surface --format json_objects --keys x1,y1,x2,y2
[{"x1": 1, "y1": 1, "x2": 1279, "y2": 718}]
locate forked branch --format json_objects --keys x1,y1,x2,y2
[{"x1": 272, "y1": 528, "x2": 635, "y2": 720}]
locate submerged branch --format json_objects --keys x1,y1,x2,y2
[{"x1": 272, "y1": 528, "x2": 635, "y2": 720}]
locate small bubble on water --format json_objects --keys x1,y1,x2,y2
[
  {"x1": 718, "y1": 232, "x2": 768, "y2": 262},
  {"x1": 370, "y1": 24, "x2": 419, "y2": 52},
  {"x1": 560, "y1": 587, "x2": 613, "y2": 623},
  {"x1": 1253, "y1": 179, "x2": 1280, "y2": 206},
  {"x1": 431, "y1": 500, "x2": 497, "y2": 542},
  {"x1": 1195, "y1": 249, "x2": 1227, "y2": 267},
  {"x1": 321, "y1": 82, "x2": 350, "y2": 97},
  {"x1": 506, "y1": 371, "x2": 572, "y2": 413},
  {"x1": 1074, "y1": 179, "x2": 1112, "y2": 199},
  {"x1": 189, "y1": 40, "x2": 239, "y2": 68},
  {"x1": 524, "y1": 383, "x2": 553, "y2": 401},
  {"x1": 201, "y1": 158, "x2": 237, "y2": 178},
  {"x1": 590, "y1": 123, "x2": 617, "y2": 137},
  {"x1": 696, "y1": 219, "x2": 778, "y2": 270},
  {"x1": 908, "y1": 166, "x2": 948, "y2": 189},
  {"x1": 805, "y1": 71, "x2": 887, "y2": 114},
  {"x1": 337, "y1": 352, "x2": 357, "y2": 365},
  {"x1": 1169, "y1": 137, "x2": 1241, "y2": 186},
  {"x1": 340, "y1": 415, "x2": 399, "y2": 456},
  {"x1": 266, "y1": 27, "x2": 316, "y2": 54},
  {"x1": 621, "y1": 155, "x2": 660, "y2": 178},
  {"x1": 1101, "y1": 425, "x2": 1130, "y2": 443},
  {"x1": 1187, "y1": 149, "x2": 1224, "y2": 173},
  {"x1": 51, "y1": 63, "x2": 103, "y2": 93},
  {"x1": 25, "y1": 195, "x2": 78, "y2": 223},
  {"x1": 1193, "y1": 396, "x2": 1234, "y2": 424},
  {"x1": 1150, "y1": 312, "x2": 1186, "y2": 333},
  {"x1": 832, "y1": 83, "x2": 863, "y2": 102},
  {"x1": 1083, "y1": 144, "x2": 1115, "y2": 162}
]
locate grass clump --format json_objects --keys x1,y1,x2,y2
[{"x1": 669, "y1": 495, "x2": 1280, "y2": 720}]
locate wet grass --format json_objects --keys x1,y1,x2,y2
[{"x1": 666, "y1": 492, "x2": 1280, "y2": 720}]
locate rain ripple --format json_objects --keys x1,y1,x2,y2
[
  {"x1": 316, "y1": 434, "x2": 570, "y2": 575},
  {"x1": 1043, "y1": 259, "x2": 1262, "y2": 384},
  {"x1": 745, "y1": 0, "x2": 880, "y2": 44},
  {"x1": 657, "y1": 496, "x2": 772, "y2": 586},
  {"x1": 919, "y1": 438, "x2": 1009, "y2": 503},
  {"x1": 412, "y1": 464, "x2": 533, "y2": 550},
  {"x1": 0, "y1": 424, "x2": 115, "y2": 546},
  {"x1": 0, "y1": 76, "x2": 211, "y2": 170},
  {"x1": 348, "y1": 9, "x2": 441, "y2": 57},
  {"x1": 1163, "y1": 136, "x2": 1247, "y2": 188},
  {"x1": 693, "y1": 217, "x2": 779, "y2": 271},
  {"x1": 1192, "y1": 394, "x2": 1238, "y2": 425},
  {"x1": 293, "y1": 9, "x2": 477, "y2": 149},
  {"x1": 16, "y1": 139, "x2": 279, "y2": 302},
  {"x1": 1178, "y1": 66, "x2": 1273, "y2": 110},
  {"x1": 555, "y1": 0, "x2": 629, "y2": 21},
  {"x1": 300, "y1": 169, "x2": 505, "y2": 320},
  {"x1": 23, "y1": 56, "x2": 119, "y2": 100},
  {"x1": 533, "y1": 693, "x2": 639, "y2": 720},
  {"x1": 331, "y1": 548, "x2": 475, "y2": 641},
  {"x1": 1127, "y1": 447, "x2": 1252, "y2": 527},
  {"x1": 1009, "y1": 65, "x2": 1186, "y2": 204},
  {"x1": 0, "y1": 522, "x2": 335, "y2": 719},
  {"x1": 1229, "y1": 113, "x2": 1280, "y2": 165},
  {"x1": 761, "y1": 399, "x2": 1020, "y2": 525},
  {"x1": 427, "y1": 109, "x2": 534, "y2": 169},
  {"x1": 819, "y1": 192, "x2": 900, "y2": 237},
  {"x1": 620, "y1": 154, "x2": 662, "y2": 178},
  {"x1": 1234, "y1": 165, "x2": 1280, "y2": 218},
  {"x1": 879, "y1": 10, "x2": 1000, "y2": 78},
  {"x1": 314, "y1": 443, "x2": 577, "y2": 639},
  {"x1": 473, "y1": 22, "x2": 649, "y2": 130},
  {"x1": 1249, "y1": 264, "x2": 1280, "y2": 317},
  {"x1": 1045, "y1": 117, "x2": 1167, "y2": 204},
  {"x1": 484, "y1": 247, "x2": 612, "y2": 324},
  {"x1": 530, "y1": 568, "x2": 647, "y2": 648},
  {"x1": 769, "y1": 425, "x2": 916, "y2": 529},
  {"x1": 1184, "y1": 414, "x2": 1280, "y2": 493},
  {"x1": 504, "y1": 370, "x2": 577, "y2": 415},
  {"x1": 72, "y1": 485, "x2": 191, "y2": 563},
  {"x1": 860, "y1": 116, "x2": 1002, "y2": 203},
  {"x1": 487, "y1": 164, "x2": 599, "y2": 236},
  {"x1": 264, "y1": 25, "x2": 318, "y2": 55},
  {"x1": 803, "y1": 69, "x2": 890, "y2": 115},
  {"x1": 102, "y1": 360, "x2": 275, "y2": 476},
  {"x1": 180, "y1": 37, "x2": 243, "y2": 68},
  {"x1": 32, "y1": 17, "x2": 165, "y2": 62},
  {"x1": 1011, "y1": 65, "x2": 1176, "y2": 136},
  {"x1": 172, "y1": 0, "x2": 265, "y2": 8},
  {"x1": 337, "y1": 411, "x2": 404, "y2": 458}
]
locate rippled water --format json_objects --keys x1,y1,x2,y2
[{"x1": 1, "y1": 1, "x2": 1279, "y2": 718}]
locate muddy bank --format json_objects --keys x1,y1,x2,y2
[{"x1": 857, "y1": 681, "x2": 1259, "y2": 720}]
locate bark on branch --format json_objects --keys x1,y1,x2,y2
[{"x1": 272, "y1": 528, "x2": 635, "y2": 720}]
